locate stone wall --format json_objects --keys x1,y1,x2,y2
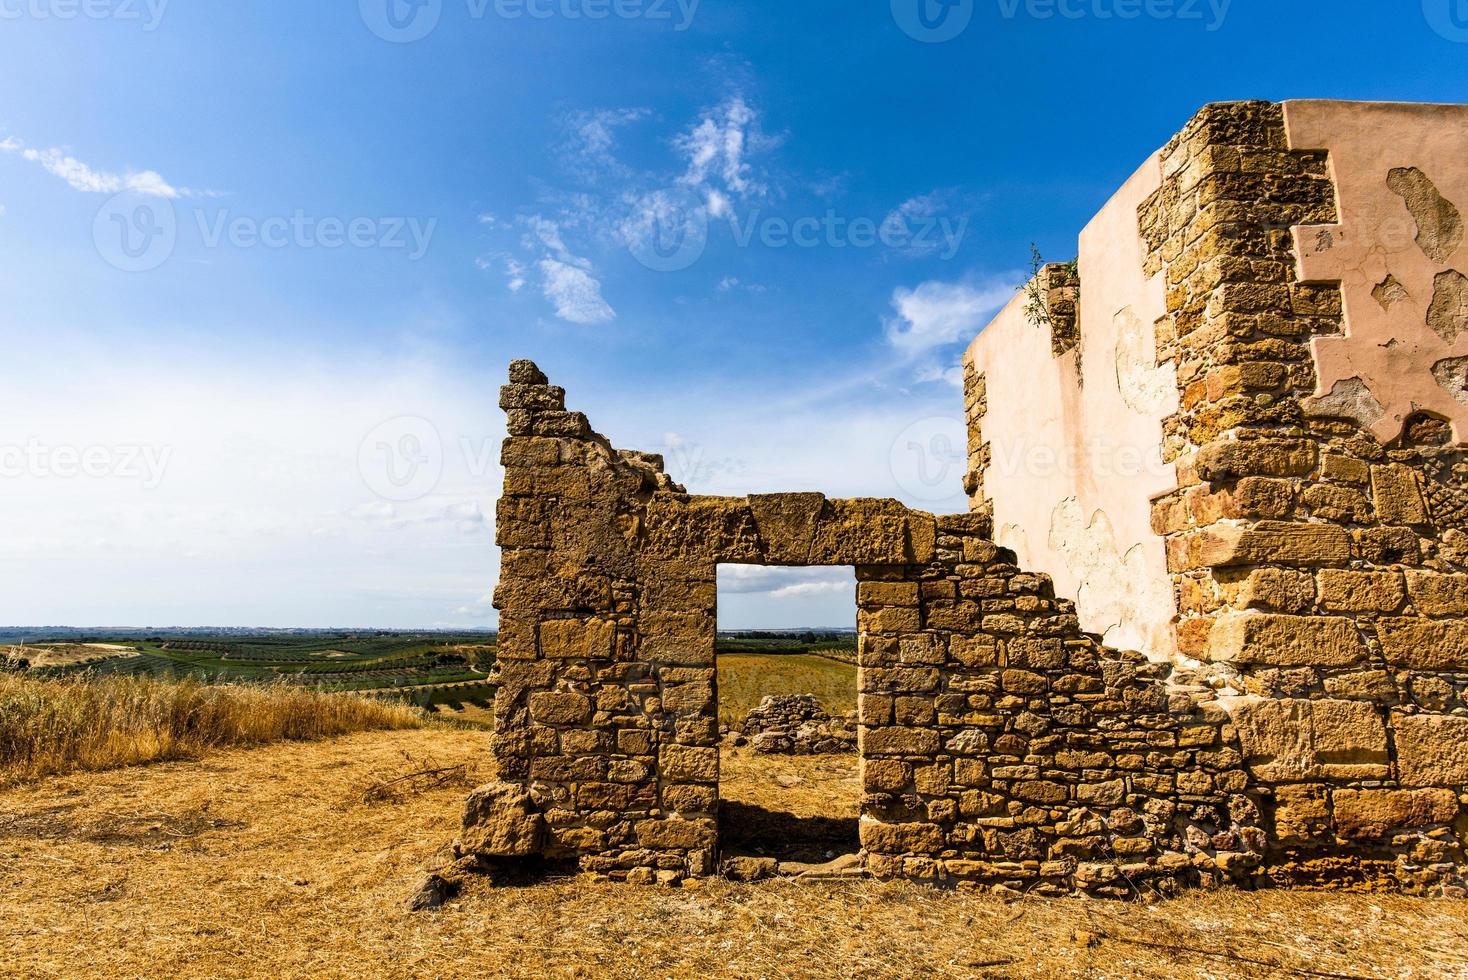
[
  {"x1": 965, "y1": 99, "x2": 1468, "y2": 894},
  {"x1": 1141, "y1": 100, "x2": 1468, "y2": 891}
]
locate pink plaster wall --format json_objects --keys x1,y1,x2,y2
[
  {"x1": 964, "y1": 154, "x2": 1179, "y2": 660},
  {"x1": 1285, "y1": 100, "x2": 1468, "y2": 445}
]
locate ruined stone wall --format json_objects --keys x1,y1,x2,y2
[
  {"x1": 483, "y1": 332, "x2": 1465, "y2": 894},
  {"x1": 1139, "y1": 100, "x2": 1468, "y2": 890}
]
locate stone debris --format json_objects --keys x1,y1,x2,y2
[{"x1": 730, "y1": 694, "x2": 856, "y2": 755}]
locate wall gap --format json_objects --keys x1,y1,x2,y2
[{"x1": 714, "y1": 564, "x2": 861, "y2": 869}]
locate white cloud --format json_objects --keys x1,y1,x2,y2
[
  {"x1": 676, "y1": 96, "x2": 767, "y2": 198},
  {"x1": 718, "y1": 565, "x2": 854, "y2": 596},
  {"x1": 539, "y1": 258, "x2": 615, "y2": 324},
  {"x1": 915, "y1": 362, "x2": 965, "y2": 388},
  {"x1": 0, "y1": 137, "x2": 192, "y2": 198},
  {"x1": 0, "y1": 344, "x2": 501, "y2": 628},
  {"x1": 885, "y1": 278, "x2": 1015, "y2": 357},
  {"x1": 558, "y1": 107, "x2": 649, "y2": 182},
  {"x1": 769, "y1": 580, "x2": 851, "y2": 600}
]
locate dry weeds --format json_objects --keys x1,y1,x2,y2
[
  {"x1": 2, "y1": 728, "x2": 1467, "y2": 978},
  {"x1": 0, "y1": 674, "x2": 428, "y2": 786}
]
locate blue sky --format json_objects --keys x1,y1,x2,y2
[{"x1": 1, "y1": 0, "x2": 1464, "y2": 628}]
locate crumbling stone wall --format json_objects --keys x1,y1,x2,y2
[
  {"x1": 964, "y1": 99, "x2": 1468, "y2": 894},
  {"x1": 1140, "y1": 102, "x2": 1468, "y2": 890},
  {"x1": 483, "y1": 360, "x2": 1272, "y2": 894}
]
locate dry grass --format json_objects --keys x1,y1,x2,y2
[
  {"x1": 717, "y1": 653, "x2": 857, "y2": 726},
  {"x1": 0, "y1": 673, "x2": 428, "y2": 786},
  {"x1": 2, "y1": 728, "x2": 1467, "y2": 979}
]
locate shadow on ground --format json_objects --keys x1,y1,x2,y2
[{"x1": 718, "y1": 800, "x2": 859, "y2": 864}]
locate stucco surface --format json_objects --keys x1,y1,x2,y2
[
  {"x1": 964, "y1": 153, "x2": 1178, "y2": 659},
  {"x1": 1285, "y1": 100, "x2": 1468, "y2": 444}
]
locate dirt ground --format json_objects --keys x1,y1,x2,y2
[{"x1": 2, "y1": 729, "x2": 1467, "y2": 979}]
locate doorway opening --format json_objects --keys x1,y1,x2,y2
[{"x1": 714, "y1": 565, "x2": 861, "y2": 873}]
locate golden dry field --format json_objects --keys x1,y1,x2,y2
[{"x1": 3, "y1": 725, "x2": 1468, "y2": 979}]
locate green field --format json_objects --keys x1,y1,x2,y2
[
  {"x1": 2, "y1": 632, "x2": 496, "y2": 710},
  {"x1": 3, "y1": 629, "x2": 858, "y2": 726}
]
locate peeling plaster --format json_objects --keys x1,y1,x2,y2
[
  {"x1": 1047, "y1": 498, "x2": 1176, "y2": 658},
  {"x1": 1285, "y1": 100, "x2": 1468, "y2": 445}
]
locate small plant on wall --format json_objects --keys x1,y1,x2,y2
[{"x1": 1021, "y1": 244, "x2": 1081, "y2": 355}]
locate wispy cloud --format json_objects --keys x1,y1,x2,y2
[
  {"x1": 885, "y1": 277, "x2": 1015, "y2": 357},
  {"x1": 0, "y1": 136, "x2": 212, "y2": 198},
  {"x1": 538, "y1": 257, "x2": 615, "y2": 324},
  {"x1": 480, "y1": 93, "x2": 779, "y2": 325}
]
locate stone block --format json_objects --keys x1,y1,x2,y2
[
  {"x1": 1194, "y1": 438, "x2": 1316, "y2": 482},
  {"x1": 857, "y1": 581, "x2": 919, "y2": 607},
  {"x1": 862, "y1": 726, "x2": 940, "y2": 756},
  {"x1": 1376, "y1": 619, "x2": 1468, "y2": 670},
  {"x1": 1198, "y1": 521, "x2": 1352, "y2": 568},
  {"x1": 499, "y1": 383, "x2": 566, "y2": 411},
  {"x1": 1371, "y1": 464, "x2": 1429, "y2": 525},
  {"x1": 528, "y1": 691, "x2": 592, "y2": 725},
  {"x1": 538, "y1": 618, "x2": 616, "y2": 660},
  {"x1": 1406, "y1": 571, "x2": 1468, "y2": 616},
  {"x1": 1332, "y1": 789, "x2": 1459, "y2": 840},
  {"x1": 1317, "y1": 569, "x2": 1406, "y2": 614},
  {"x1": 458, "y1": 782, "x2": 544, "y2": 857},
  {"x1": 1393, "y1": 713, "x2": 1468, "y2": 787},
  {"x1": 659, "y1": 744, "x2": 719, "y2": 783},
  {"x1": 1272, "y1": 784, "x2": 1329, "y2": 844},
  {"x1": 1234, "y1": 568, "x2": 1315, "y2": 613},
  {"x1": 634, "y1": 818, "x2": 716, "y2": 850},
  {"x1": 949, "y1": 634, "x2": 999, "y2": 667},
  {"x1": 1228, "y1": 697, "x2": 1388, "y2": 781},
  {"x1": 1207, "y1": 613, "x2": 1365, "y2": 667},
  {"x1": 859, "y1": 819, "x2": 945, "y2": 855},
  {"x1": 863, "y1": 606, "x2": 922, "y2": 633}
]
